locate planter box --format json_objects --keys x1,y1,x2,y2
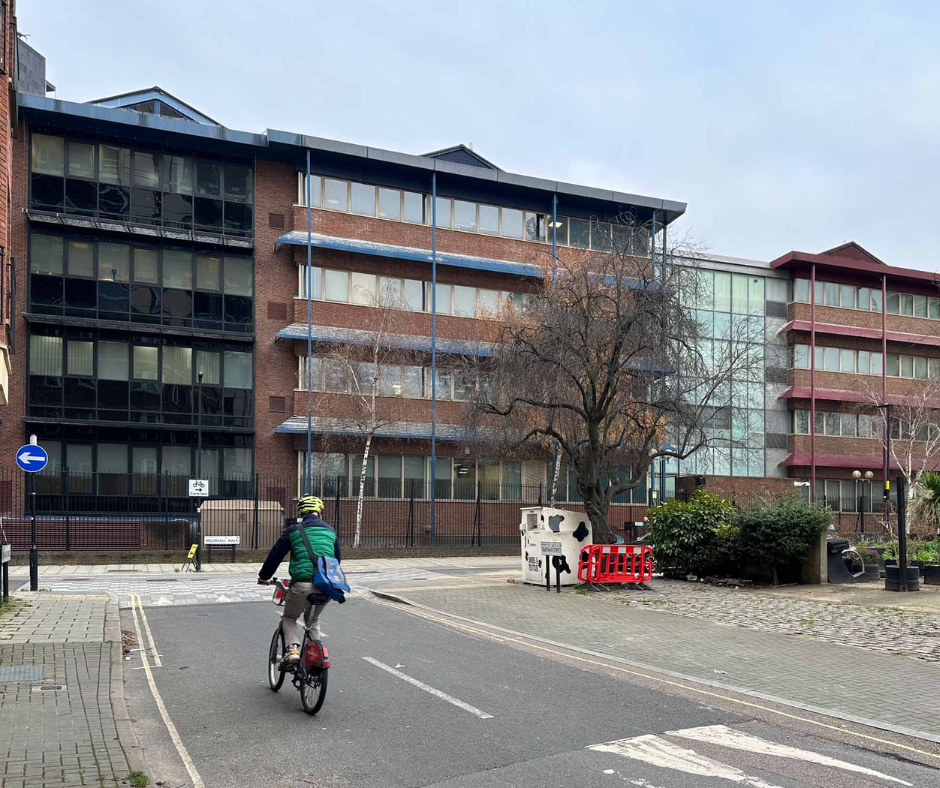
[{"x1": 923, "y1": 565, "x2": 940, "y2": 586}]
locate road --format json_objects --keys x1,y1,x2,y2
[{"x1": 123, "y1": 583, "x2": 939, "y2": 788}]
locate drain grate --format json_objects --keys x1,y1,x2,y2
[
  {"x1": 32, "y1": 684, "x2": 65, "y2": 693},
  {"x1": 0, "y1": 666, "x2": 44, "y2": 683}
]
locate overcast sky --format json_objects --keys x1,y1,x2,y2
[{"x1": 20, "y1": 1, "x2": 940, "y2": 270}]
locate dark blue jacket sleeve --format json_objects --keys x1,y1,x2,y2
[
  {"x1": 334, "y1": 536, "x2": 342, "y2": 564},
  {"x1": 259, "y1": 530, "x2": 291, "y2": 580}
]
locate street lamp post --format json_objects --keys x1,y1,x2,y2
[
  {"x1": 875, "y1": 403, "x2": 892, "y2": 528},
  {"x1": 852, "y1": 469, "x2": 874, "y2": 533},
  {"x1": 195, "y1": 370, "x2": 203, "y2": 572}
]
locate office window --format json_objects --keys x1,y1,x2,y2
[
  {"x1": 901, "y1": 293, "x2": 914, "y2": 316},
  {"x1": 714, "y1": 272, "x2": 732, "y2": 312},
  {"x1": 224, "y1": 447, "x2": 252, "y2": 479},
  {"x1": 196, "y1": 350, "x2": 221, "y2": 385},
  {"x1": 224, "y1": 351, "x2": 253, "y2": 389},
  {"x1": 886, "y1": 292, "x2": 899, "y2": 314},
  {"x1": 453, "y1": 370, "x2": 476, "y2": 401},
  {"x1": 590, "y1": 221, "x2": 612, "y2": 252},
  {"x1": 886, "y1": 353, "x2": 900, "y2": 377},
  {"x1": 30, "y1": 336, "x2": 63, "y2": 375},
  {"x1": 550, "y1": 216, "x2": 568, "y2": 246},
  {"x1": 435, "y1": 369, "x2": 452, "y2": 400},
  {"x1": 435, "y1": 197, "x2": 452, "y2": 228},
  {"x1": 824, "y1": 346, "x2": 839, "y2": 372},
  {"x1": 915, "y1": 295, "x2": 928, "y2": 318},
  {"x1": 453, "y1": 458, "x2": 476, "y2": 498},
  {"x1": 98, "y1": 243, "x2": 130, "y2": 282},
  {"x1": 377, "y1": 456, "x2": 402, "y2": 497},
  {"x1": 196, "y1": 255, "x2": 221, "y2": 291},
  {"x1": 453, "y1": 285, "x2": 476, "y2": 317},
  {"x1": 98, "y1": 341, "x2": 128, "y2": 380},
  {"x1": 858, "y1": 414, "x2": 873, "y2": 439},
  {"x1": 454, "y1": 200, "x2": 477, "y2": 232},
  {"x1": 32, "y1": 134, "x2": 65, "y2": 175},
  {"x1": 351, "y1": 455, "x2": 375, "y2": 497},
  {"x1": 840, "y1": 284, "x2": 855, "y2": 309},
  {"x1": 841, "y1": 412, "x2": 857, "y2": 437},
  {"x1": 502, "y1": 461, "x2": 522, "y2": 500},
  {"x1": 163, "y1": 251, "x2": 192, "y2": 289},
  {"x1": 299, "y1": 356, "x2": 320, "y2": 390},
  {"x1": 298, "y1": 265, "x2": 322, "y2": 299},
  {"x1": 569, "y1": 218, "x2": 590, "y2": 249},
  {"x1": 402, "y1": 366, "x2": 424, "y2": 398},
  {"x1": 378, "y1": 365, "x2": 401, "y2": 396},
  {"x1": 354, "y1": 362, "x2": 376, "y2": 392},
  {"x1": 133, "y1": 346, "x2": 158, "y2": 380},
  {"x1": 793, "y1": 344, "x2": 809, "y2": 369},
  {"x1": 501, "y1": 208, "x2": 523, "y2": 239},
  {"x1": 195, "y1": 160, "x2": 221, "y2": 197},
  {"x1": 324, "y1": 178, "x2": 348, "y2": 211},
  {"x1": 378, "y1": 188, "x2": 400, "y2": 220},
  {"x1": 323, "y1": 359, "x2": 347, "y2": 392},
  {"x1": 525, "y1": 213, "x2": 546, "y2": 243},
  {"x1": 822, "y1": 282, "x2": 838, "y2": 307},
  {"x1": 133, "y1": 152, "x2": 161, "y2": 188},
  {"x1": 31, "y1": 234, "x2": 65, "y2": 274},
  {"x1": 825, "y1": 411, "x2": 840, "y2": 436},
  {"x1": 748, "y1": 277, "x2": 764, "y2": 316},
  {"x1": 324, "y1": 270, "x2": 349, "y2": 302},
  {"x1": 67, "y1": 341, "x2": 93, "y2": 376},
  {"x1": 434, "y1": 283, "x2": 452, "y2": 314},
  {"x1": 915, "y1": 356, "x2": 928, "y2": 379},
  {"x1": 165, "y1": 155, "x2": 194, "y2": 194},
  {"x1": 857, "y1": 350, "x2": 870, "y2": 375},
  {"x1": 68, "y1": 142, "x2": 95, "y2": 179},
  {"x1": 133, "y1": 249, "x2": 159, "y2": 284},
  {"x1": 98, "y1": 444, "x2": 128, "y2": 492},
  {"x1": 840, "y1": 349, "x2": 855, "y2": 373},
  {"x1": 351, "y1": 272, "x2": 377, "y2": 306},
  {"x1": 930, "y1": 357, "x2": 940, "y2": 380},
  {"x1": 99, "y1": 144, "x2": 130, "y2": 185},
  {"x1": 300, "y1": 174, "x2": 321, "y2": 206},
  {"x1": 403, "y1": 456, "x2": 425, "y2": 495},
  {"x1": 871, "y1": 352, "x2": 883, "y2": 375},
  {"x1": 350, "y1": 182, "x2": 376, "y2": 216},
  {"x1": 162, "y1": 346, "x2": 192, "y2": 384},
  {"x1": 794, "y1": 409, "x2": 809, "y2": 434},
  {"x1": 871, "y1": 289, "x2": 883, "y2": 312},
  {"x1": 378, "y1": 276, "x2": 403, "y2": 307},
  {"x1": 403, "y1": 279, "x2": 423, "y2": 311},
  {"x1": 477, "y1": 289, "x2": 499, "y2": 317},
  {"x1": 223, "y1": 257, "x2": 252, "y2": 296},
  {"x1": 479, "y1": 205, "x2": 499, "y2": 236},
  {"x1": 931, "y1": 299, "x2": 940, "y2": 320},
  {"x1": 224, "y1": 163, "x2": 253, "y2": 202},
  {"x1": 403, "y1": 191, "x2": 425, "y2": 224},
  {"x1": 901, "y1": 355, "x2": 914, "y2": 378}
]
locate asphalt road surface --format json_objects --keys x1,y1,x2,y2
[{"x1": 124, "y1": 594, "x2": 940, "y2": 788}]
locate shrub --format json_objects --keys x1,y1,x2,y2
[
  {"x1": 736, "y1": 496, "x2": 832, "y2": 584},
  {"x1": 911, "y1": 471, "x2": 940, "y2": 532},
  {"x1": 646, "y1": 490, "x2": 736, "y2": 578}
]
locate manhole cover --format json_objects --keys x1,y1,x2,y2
[
  {"x1": 0, "y1": 666, "x2": 44, "y2": 682},
  {"x1": 32, "y1": 684, "x2": 65, "y2": 693}
]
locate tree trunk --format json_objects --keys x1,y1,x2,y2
[
  {"x1": 549, "y1": 445, "x2": 562, "y2": 507},
  {"x1": 583, "y1": 485, "x2": 616, "y2": 544},
  {"x1": 354, "y1": 434, "x2": 372, "y2": 548}
]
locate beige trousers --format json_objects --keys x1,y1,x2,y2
[{"x1": 281, "y1": 581, "x2": 329, "y2": 645}]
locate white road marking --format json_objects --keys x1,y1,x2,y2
[
  {"x1": 130, "y1": 600, "x2": 205, "y2": 788},
  {"x1": 363, "y1": 657, "x2": 494, "y2": 719},
  {"x1": 668, "y1": 724, "x2": 912, "y2": 786},
  {"x1": 589, "y1": 735, "x2": 784, "y2": 788},
  {"x1": 134, "y1": 594, "x2": 162, "y2": 667}
]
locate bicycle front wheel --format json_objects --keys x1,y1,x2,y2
[
  {"x1": 300, "y1": 667, "x2": 328, "y2": 715},
  {"x1": 268, "y1": 627, "x2": 285, "y2": 691}
]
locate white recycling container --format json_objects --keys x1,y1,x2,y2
[{"x1": 519, "y1": 506, "x2": 592, "y2": 586}]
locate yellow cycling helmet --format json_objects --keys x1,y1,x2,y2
[{"x1": 297, "y1": 495, "x2": 325, "y2": 517}]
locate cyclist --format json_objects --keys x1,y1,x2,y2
[{"x1": 258, "y1": 495, "x2": 341, "y2": 665}]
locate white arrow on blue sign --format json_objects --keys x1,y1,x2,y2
[{"x1": 16, "y1": 444, "x2": 48, "y2": 473}]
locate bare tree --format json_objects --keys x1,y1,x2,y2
[
  {"x1": 324, "y1": 284, "x2": 415, "y2": 547},
  {"x1": 862, "y1": 376, "x2": 940, "y2": 502},
  {"x1": 467, "y1": 219, "x2": 761, "y2": 543}
]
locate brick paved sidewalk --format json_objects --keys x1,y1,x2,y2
[
  {"x1": 0, "y1": 594, "x2": 143, "y2": 787},
  {"x1": 390, "y1": 582, "x2": 940, "y2": 744}
]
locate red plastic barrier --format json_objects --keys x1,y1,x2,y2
[{"x1": 577, "y1": 544, "x2": 653, "y2": 584}]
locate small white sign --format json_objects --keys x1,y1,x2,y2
[
  {"x1": 527, "y1": 555, "x2": 539, "y2": 572},
  {"x1": 1, "y1": 544, "x2": 10, "y2": 563},
  {"x1": 205, "y1": 536, "x2": 240, "y2": 546},
  {"x1": 540, "y1": 541, "x2": 563, "y2": 556},
  {"x1": 793, "y1": 480, "x2": 811, "y2": 487},
  {"x1": 188, "y1": 479, "x2": 210, "y2": 497}
]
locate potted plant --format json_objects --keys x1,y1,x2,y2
[
  {"x1": 857, "y1": 548, "x2": 882, "y2": 580},
  {"x1": 920, "y1": 540, "x2": 940, "y2": 586}
]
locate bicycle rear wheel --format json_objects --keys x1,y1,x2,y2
[
  {"x1": 300, "y1": 667, "x2": 328, "y2": 715},
  {"x1": 268, "y1": 627, "x2": 285, "y2": 691}
]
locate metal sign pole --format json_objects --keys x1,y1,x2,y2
[{"x1": 29, "y1": 473, "x2": 37, "y2": 591}]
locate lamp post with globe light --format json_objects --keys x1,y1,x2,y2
[{"x1": 852, "y1": 469, "x2": 874, "y2": 533}]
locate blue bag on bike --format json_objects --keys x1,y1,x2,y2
[{"x1": 313, "y1": 556, "x2": 350, "y2": 604}]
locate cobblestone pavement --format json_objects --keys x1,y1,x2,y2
[
  {"x1": 395, "y1": 581, "x2": 940, "y2": 743},
  {"x1": 11, "y1": 557, "x2": 518, "y2": 608},
  {"x1": 0, "y1": 595, "x2": 138, "y2": 787},
  {"x1": 604, "y1": 579, "x2": 940, "y2": 663}
]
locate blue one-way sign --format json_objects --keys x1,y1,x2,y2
[{"x1": 16, "y1": 444, "x2": 48, "y2": 472}]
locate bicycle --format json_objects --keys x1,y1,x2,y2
[{"x1": 265, "y1": 577, "x2": 330, "y2": 715}]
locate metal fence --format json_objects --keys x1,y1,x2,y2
[{"x1": 0, "y1": 469, "x2": 648, "y2": 552}]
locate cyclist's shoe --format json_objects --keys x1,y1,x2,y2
[{"x1": 285, "y1": 644, "x2": 301, "y2": 664}]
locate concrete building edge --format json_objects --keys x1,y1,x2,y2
[{"x1": 369, "y1": 590, "x2": 940, "y2": 746}]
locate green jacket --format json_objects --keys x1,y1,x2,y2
[{"x1": 259, "y1": 514, "x2": 340, "y2": 583}]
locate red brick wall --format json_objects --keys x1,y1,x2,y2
[{"x1": 676, "y1": 475, "x2": 796, "y2": 506}]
